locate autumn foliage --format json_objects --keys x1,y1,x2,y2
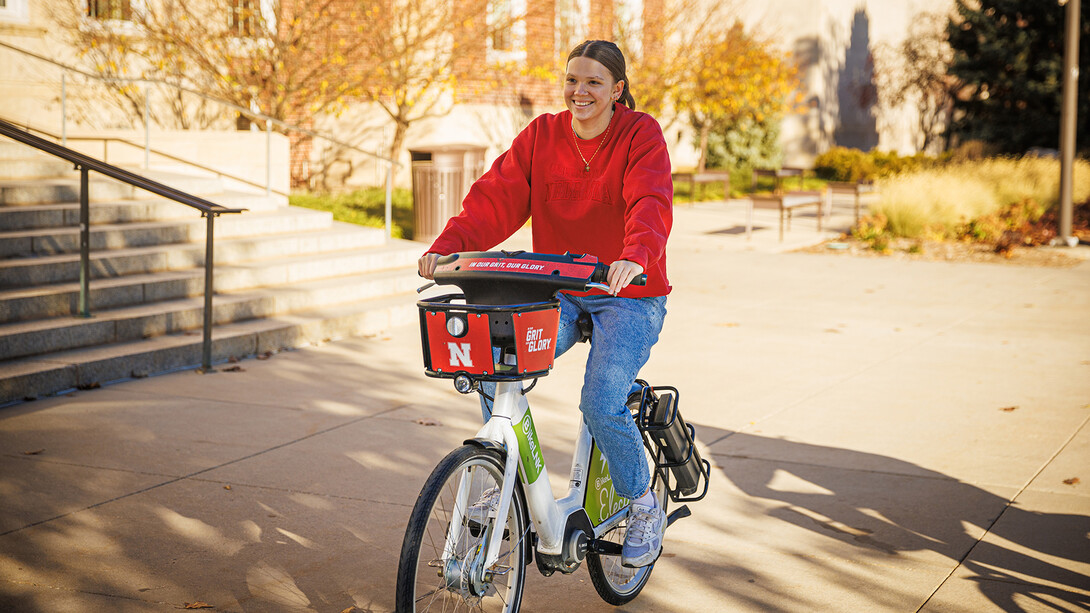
[{"x1": 677, "y1": 23, "x2": 801, "y2": 172}]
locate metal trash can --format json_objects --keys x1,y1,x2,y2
[{"x1": 409, "y1": 145, "x2": 487, "y2": 244}]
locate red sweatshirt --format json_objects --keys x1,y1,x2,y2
[{"x1": 427, "y1": 104, "x2": 673, "y2": 298}]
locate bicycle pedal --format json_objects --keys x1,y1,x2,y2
[{"x1": 666, "y1": 505, "x2": 691, "y2": 528}]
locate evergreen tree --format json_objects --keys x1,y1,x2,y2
[{"x1": 946, "y1": 0, "x2": 1089, "y2": 154}]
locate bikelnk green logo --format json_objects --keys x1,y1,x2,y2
[
  {"x1": 584, "y1": 444, "x2": 629, "y2": 526},
  {"x1": 515, "y1": 412, "x2": 544, "y2": 484}
]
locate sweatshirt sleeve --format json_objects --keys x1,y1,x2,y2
[
  {"x1": 618, "y1": 116, "x2": 673, "y2": 269},
  {"x1": 426, "y1": 124, "x2": 536, "y2": 255}
]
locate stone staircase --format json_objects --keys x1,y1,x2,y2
[{"x1": 0, "y1": 140, "x2": 423, "y2": 405}]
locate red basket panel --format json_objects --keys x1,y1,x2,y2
[
  {"x1": 512, "y1": 308, "x2": 561, "y2": 373},
  {"x1": 424, "y1": 311, "x2": 494, "y2": 375}
]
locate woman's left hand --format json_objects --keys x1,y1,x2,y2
[{"x1": 606, "y1": 260, "x2": 644, "y2": 296}]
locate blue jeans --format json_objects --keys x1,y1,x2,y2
[{"x1": 481, "y1": 293, "x2": 667, "y2": 500}]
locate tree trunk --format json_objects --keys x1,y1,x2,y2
[
  {"x1": 697, "y1": 122, "x2": 710, "y2": 172},
  {"x1": 388, "y1": 117, "x2": 409, "y2": 170}
]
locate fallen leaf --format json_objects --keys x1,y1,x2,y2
[
  {"x1": 823, "y1": 328, "x2": 842, "y2": 334},
  {"x1": 223, "y1": 366, "x2": 244, "y2": 373},
  {"x1": 999, "y1": 406, "x2": 1018, "y2": 412},
  {"x1": 414, "y1": 417, "x2": 442, "y2": 426},
  {"x1": 715, "y1": 322, "x2": 740, "y2": 328},
  {"x1": 22, "y1": 449, "x2": 45, "y2": 456},
  {"x1": 224, "y1": 485, "x2": 232, "y2": 490},
  {"x1": 77, "y1": 381, "x2": 101, "y2": 390},
  {"x1": 659, "y1": 552, "x2": 676, "y2": 558},
  {"x1": 1063, "y1": 477, "x2": 1080, "y2": 486},
  {"x1": 228, "y1": 356, "x2": 239, "y2": 363},
  {"x1": 183, "y1": 602, "x2": 213, "y2": 610}
]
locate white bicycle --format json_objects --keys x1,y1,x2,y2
[{"x1": 395, "y1": 251, "x2": 709, "y2": 612}]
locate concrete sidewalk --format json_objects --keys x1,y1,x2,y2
[{"x1": 1, "y1": 201, "x2": 1088, "y2": 612}]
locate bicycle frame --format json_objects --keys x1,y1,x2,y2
[{"x1": 446, "y1": 380, "x2": 630, "y2": 572}]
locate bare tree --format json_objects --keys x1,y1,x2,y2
[{"x1": 872, "y1": 12, "x2": 955, "y2": 153}]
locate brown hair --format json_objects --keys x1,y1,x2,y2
[{"x1": 566, "y1": 40, "x2": 636, "y2": 110}]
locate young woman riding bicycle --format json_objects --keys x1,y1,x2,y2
[{"x1": 418, "y1": 39, "x2": 673, "y2": 568}]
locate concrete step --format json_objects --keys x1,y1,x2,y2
[
  {"x1": 0, "y1": 240, "x2": 421, "y2": 323},
  {"x1": 0, "y1": 207, "x2": 334, "y2": 258},
  {"x1": 0, "y1": 169, "x2": 228, "y2": 207},
  {"x1": 0, "y1": 222, "x2": 388, "y2": 289},
  {"x1": 0, "y1": 292, "x2": 418, "y2": 405},
  {"x1": 0, "y1": 191, "x2": 284, "y2": 231},
  {"x1": 0, "y1": 267, "x2": 420, "y2": 361},
  {"x1": 0, "y1": 157, "x2": 77, "y2": 181}
]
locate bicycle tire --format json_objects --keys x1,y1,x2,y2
[
  {"x1": 585, "y1": 461, "x2": 669, "y2": 605},
  {"x1": 395, "y1": 445, "x2": 530, "y2": 612}
]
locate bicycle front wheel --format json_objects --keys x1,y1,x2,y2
[{"x1": 395, "y1": 444, "x2": 530, "y2": 612}]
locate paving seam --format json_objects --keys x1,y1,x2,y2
[
  {"x1": 914, "y1": 411, "x2": 1090, "y2": 611},
  {"x1": 0, "y1": 402, "x2": 412, "y2": 537}
]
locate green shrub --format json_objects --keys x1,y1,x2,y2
[
  {"x1": 814, "y1": 147, "x2": 937, "y2": 182},
  {"x1": 290, "y1": 187, "x2": 415, "y2": 238}
]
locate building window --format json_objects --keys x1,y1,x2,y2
[
  {"x1": 86, "y1": 0, "x2": 132, "y2": 20},
  {"x1": 556, "y1": 0, "x2": 589, "y2": 56},
  {"x1": 487, "y1": 0, "x2": 526, "y2": 63},
  {"x1": 0, "y1": 0, "x2": 29, "y2": 23},
  {"x1": 228, "y1": 0, "x2": 259, "y2": 37}
]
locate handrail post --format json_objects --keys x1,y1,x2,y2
[
  {"x1": 265, "y1": 119, "x2": 272, "y2": 197},
  {"x1": 61, "y1": 73, "x2": 67, "y2": 148},
  {"x1": 143, "y1": 82, "x2": 150, "y2": 170},
  {"x1": 385, "y1": 162, "x2": 394, "y2": 241},
  {"x1": 201, "y1": 212, "x2": 216, "y2": 372},
  {"x1": 78, "y1": 166, "x2": 91, "y2": 317}
]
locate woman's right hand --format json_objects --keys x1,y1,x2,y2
[{"x1": 418, "y1": 253, "x2": 441, "y2": 279}]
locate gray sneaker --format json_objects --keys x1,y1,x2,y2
[{"x1": 621, "y1": 498, "x2": 666, "y2": 568}]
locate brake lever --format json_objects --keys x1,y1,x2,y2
[
  {"x1": 586, "y1": 282, "x2": 610, "y2": 292},
  {"x1": 416, "y1": 282, "x2": 437, "y2": 293}
]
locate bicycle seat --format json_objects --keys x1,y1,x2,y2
[{"x1": 432, "y1": 251, "x2": 604, "y2": 305}]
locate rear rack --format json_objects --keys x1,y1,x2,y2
[{"x1": 630, "y1": 382, "x2": 711, "y2": 503}]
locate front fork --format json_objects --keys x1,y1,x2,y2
[{"x1": 440, "y1": 382, "x2": 551, "y2": 589}]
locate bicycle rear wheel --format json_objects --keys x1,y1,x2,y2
[
  {"x1": 395, "y1": 445, "x2": 530, "y2": 612},
  {"x1": 585, "y1": 462, "x2": 669, "y2": 605}
]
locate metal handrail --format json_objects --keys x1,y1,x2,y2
[
  {"x1": 0, "y1": 118, "x2": 244, "y2": 371},
  {"x1": 0, "y1": 116, "x2": 287, "y2": 198},
  {"x1": 0, "y1": 39, "x2": 401, "y2": 238}
]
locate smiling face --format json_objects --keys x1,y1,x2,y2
[{"x1": 564, "y1": 56, "x2": 624, "y2": 138}]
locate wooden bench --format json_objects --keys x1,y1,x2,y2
[
  {"x1": 750, "y1": 190, "x2": 827, "y2": 241},
  {"x1": 751, "y1": 166, "x2": 807, "y2": 193},
  {"x1": 826, "y1": 180, "x2": 877, "y2": 225},
  {"x1": 672, "y1": 169, "x2": 730, "y2": 203},
  {"x1": 750, "y1": 167, "x2": 825, "y2": 241}
]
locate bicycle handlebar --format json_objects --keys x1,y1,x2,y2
[{"x1": 429, "y1": 251, "x2": 646, "y2": 305}]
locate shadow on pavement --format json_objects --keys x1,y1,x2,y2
[{"x1": 693, "y1": 423, "x2": 1090, "y2": 612}]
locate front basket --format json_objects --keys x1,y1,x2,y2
[{"x1": 418, "y1": 293, "x2": 561, "y2": 381}]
